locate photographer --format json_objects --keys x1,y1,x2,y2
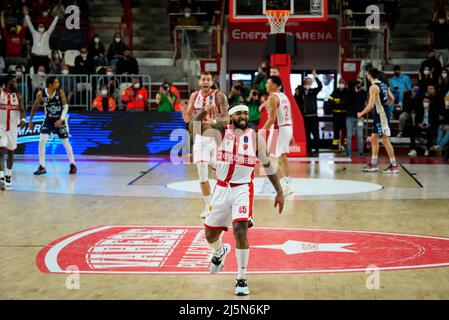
[
  {"x1": 245, "y1": 87, "x2": 261, "y2": 130},
  {"x1": 156, "y1": 80, "x2": 177, "y2": 112},
  {"x1": 228, "y1": 80, "x2": 248, "y2": 106}
]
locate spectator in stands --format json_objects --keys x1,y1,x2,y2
[
  {"x1": 296, "y1": 69, "x2": 323, "y2": 156},
  {"x1": 329, "y1": 78, "x2": 348, "y2": 148},
  {"x1": 58, "y1": 64, "x2": 73, "y2": 101},
  {"x1": 88, "y1": 34, "x2": 106, "y2": 67},
  {"x1": 419, "y1": 66, "x2": 436, "y2": 93},
  {"x1": 177, "y1": 6, "x2": 198, "y2": 26},
  {"x1": 24, "y1": 7, "x2": 58, "y2": 74},
  {"x1": 116, "y1": 49, "x2": 139, "y2": 75},
  {"x1": 398, "y1": 84, "x2": 420, "y2": 140},
  {"x1": 49, "y1": 49, "x2": 63, "y2": 74},
  {"x1": 92, "y1": 86, "x2": 116, "y2": 112},
  {"x1": 246, "y1": 87, "x2": 261, "y2": 130},
  {"x1": 0, "y1": 9, "x2": 28, "y2": 69},
  {"x1": 433, "y1": 93, "x2": 449, "y2": 154},
  {"x1": 156, "y1": 80, "x2": 177, "y2": 112},
  {"x1": 389, "y1": 65, "x2": 412, "y2": 118},
  {"x1": 429, "y1": 14, "x2": 449, "y2": 66},
  {"x1": 254, "y1": 61, "x2": 269, "y2": 96},
  {"x1": 345, "y1": 78, "x2": 367, "y2": 157},
  {"x1": 427, "y1": 83, "x2": 442, "y2": 108},
  {"x1": 438, "y1": 68, "x2": 449, "y2": 99},
  {"x1": 31, "y1": 64, "x2": 47, "y2": 98},
  {"x1": 15, "y1": 64, "x2": 25, "y2": 96},
  {"x1": 414, "y1": 96, "x2": 439, "y2": 156},
  {"x1": 228, "y1": 80, "x2": 248, "y2": 106},
  {"x1": 97, "y1": 66, "x2": 120, "y2": 98},
  {"x1": 420, "y1": 50, "x2": 442, "y2": 81},
  {"x1": 121, "y1": 78, "x2": 149, "y2": 112},
  {"x1": 107, "y1": 33, "x2": 128, "y2": 67},
  {"x1": 35, "y1": 7, "x2": 53, "y2": 28},
  {"x1": 74, "y1": 46, "x2": 95, "y2": 75}
]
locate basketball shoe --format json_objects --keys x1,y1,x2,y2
[
  {"x1": 33, "y1": 166, "x2": 47, "y2": 175},
  {"x1": 235, "y1": 279, "x2": 250, "y2": 296},
  {"x1": 5, "y1": 176, "x2": 11, "y2": 189},
  {"x1": 382, "y1": 164, "x2": 399, "y2": 174},
  {"x1": 210, "y1": 243, "x2": 231, "y2": 274},
  {"x1": 362, "y1": 163, "x2": 379, "y2": 172}
]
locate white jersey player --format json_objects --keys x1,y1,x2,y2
[
  {"x1": 189, "y1": 104, "x2": 284, "y2": 296},
  {"x1": 181, "y1": 72, "x2": 229, "y2": 220},
  {"x1": 261, "y1": 76, "x2": 294, "y2": 196},
  {"x1": 0, "y1": 74, "x2": 27, "y2": 191}
]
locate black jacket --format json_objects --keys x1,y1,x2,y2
[
  {"x1": 74, "y1": 56, "x2": 95, "y2": 75},
  {"x1": 295, "y1": 77, "x2": 323, "y2": 116},
  {"x1": 116, "y1": 57, "x2": 139, "y2": 75},
  {"x1": 415, "y1": 103, "x2": 439, "y2": 129},
  {"x1": 402, "y1": 91, "x2": 421, "y2": 113},
  {"x1": 428, "y1": 21, "x2": 449, "y2": 50},
  {"x1": 345, "y1": 89, "x2": 367, "y2": 118},
  {"x1": 329, "y1": 88, "x2": 348, "y2": 113}
]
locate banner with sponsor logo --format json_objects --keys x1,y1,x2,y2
[{"x1": 228, "y1": 18, "x2": 338, "y2": 43}]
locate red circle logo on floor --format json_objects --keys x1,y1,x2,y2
[{"x1": 36, "y1": 226, "x2": 449, "y2": 275}]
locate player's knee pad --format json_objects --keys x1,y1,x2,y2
[{"x1": 197, "y1": 163, "x2": 209, "y2": 183}]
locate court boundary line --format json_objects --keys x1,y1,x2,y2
[
  {"x1": 128, "y1": 162, "x2": 162, "y2": 185},
  {"x1": 400, "y1": 164, "x2": 424, "y2": 188}
]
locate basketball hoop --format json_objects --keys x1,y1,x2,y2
[{"x1": 265, "y1": 10, "x2": 290, "y2": 34}]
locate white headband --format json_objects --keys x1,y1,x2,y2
[{"x1": 229, "y1": 104, "x2": 249, "y2": 115}]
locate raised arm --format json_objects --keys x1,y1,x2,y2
[
  {"x1": 24, "y1": 14, "x2": 36, "y2": 37},
  {"x1": 47, "y1": 15, "x2": 59, "y2": 35},
  {"x1": 262, "y1": 94, "x2": 278, "y2": 130}
]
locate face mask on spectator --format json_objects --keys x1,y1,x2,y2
[
  {"x1": 107, "y1": 71, "x2": 113, "y2": 76},
  {"x1": 134, "y1": 83, "x2": 140, "y2": 89},
  {"x1": 304, "y1": 85, "x2": 311, "y2": 90},
  {"x1": 81, "y1": 53, "x2": 88, "y2": 59},
  {"x1": 445, "y1": 100, "x2": 449, "y2": 108},
  {"x1": 339, "y1": 83, "x2": 345, "y2": 89},
  {"x1": 115, "y1": 37, "x2": 121, "y2": 43},
  {"x1": 439, "y1": 19, "x2": 446, "y2": 24},
  {"x1": 16, "y1": 70, "x2": 22, "y2": 76},
  {"x1": 423, "y1": 102, "x2": 430, "y2": 108},
  {"x1": 38, "y1": 71, "x2": 45, "y2": 76},
  {"x1": 42, "y1": 11, "x2": 49, "y2": 17},
  {"x1": 62, "y1": 69, "x2": 69, "y2": 75},
  {"x1": 94, "y1": 37, "x2": 100, "y2": 43},
  {"x1": 38, "y1": 27, "x2": 45, "y2": 33},
  {"x1": 423, "y1": 69, "x2": 431, "y2": 76},
  {"x1": 185, "y1": 12, "x2": 191, "y2": 18},
  {"x1": 101, "y1": 89, "x2": 108, "y2": 96},
  {"x1": 442, "y1": 72, "x2": 448, "y2": 79}
]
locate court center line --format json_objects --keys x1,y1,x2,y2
[
  {"x1": 127, "y1": 162, "x2": 162, "y2": 185},
  {"x1": 400, "y1": 164, "x2": 424, "y2": 188}
]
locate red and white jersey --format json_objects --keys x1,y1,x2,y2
[
  {"x1": 271, "y1": 92, "x2": 292, "y2": 128},
  {"x1": 216, "y1": 126, "x2": 256, "y2": 184},
  {"x1": 0, "y1": 89, "x2": 20, "y2": 132},
  {"x1": 193, "y1": 89, "x2": 218, "y2": 113}
]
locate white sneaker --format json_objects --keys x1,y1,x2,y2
[
  {"x1": 209, "y1": 243, "x2": 231, "y2": 274},
  {"x1": 408, "y1": 149, "x2": 417, "y2": 157},
  {"x1": 5, "y1": 176, "x2": 11, "y2": 189},
  {"x1": 424, "y1": 149, "x2": 430, "y2": 157},
  {"x1": 260, "y1": 179, "x2": 276, "y2": 194},
  {"x1": 235, "y1": 279, "x2": 250, "y2": 296},
  {"x1": 282, "y1": 184, "x2": 294, "y2": 197}
]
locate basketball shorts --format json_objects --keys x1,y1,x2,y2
[
  {"x1": 193, "y1": 134, "x2": 216, "y2": 168},
  {"x1": 0, "y1": 128, "x2": 18, "y2": 151},
  {"x1": 372, "y1": 107, "x2": 391, "y2": 138},
  {"x1": 41, "y1": 119, "x2": 69, "y2": 139},
  {"x1": 204, "y1": 182, "x2": 254, "y2": 231},
  {"x1": 267, "y1": 125, "x2": 293, "y2": 157}
]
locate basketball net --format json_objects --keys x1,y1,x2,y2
[{"x1": 265, "y1": 10, "x2": 290, "y2": 34}]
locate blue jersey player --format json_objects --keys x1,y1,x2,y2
[
  {"x1": 28, "y1": 76, "x2": 77, "y2": 175},
  {"x1": 357, "y1": 68, "x2": 399, "y2": 174}
]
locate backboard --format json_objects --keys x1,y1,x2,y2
[{"x1": 230, "y1": 0, "x2": 328, "y2": 23}]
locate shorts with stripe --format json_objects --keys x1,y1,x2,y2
[{"x1": 204, "y1": 182, "x2": 254, "y2": 231}]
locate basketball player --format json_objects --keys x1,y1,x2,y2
[
  {"x1": 261, "y1": 76, "x2": 294, "y2": 195},
  {"x1": 0, "y1": 74, "x2": 27, "y2": 191},
  {"x1": 357, "y1": 68, "x2": 399, "y2": 174},
  {"x1": 189, "y1": 104, "x2": 284, "y2": 296},
  {"x1": 180, "y1": 71, "x2": 229, "y2": 219},
  {"x1": 28, "y1": 76, "x2": 77, "y2": 175}
]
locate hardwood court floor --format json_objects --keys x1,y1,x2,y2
[{"x1": 1, "y1": 155, "x2": 449, "y2": 299}]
